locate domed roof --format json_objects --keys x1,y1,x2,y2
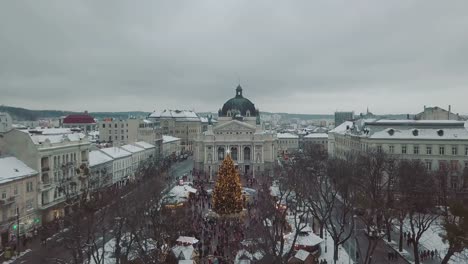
[{"x1": 220, "y1": 85, "x2": 258, "y2": 117}]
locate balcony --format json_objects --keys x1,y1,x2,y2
[
  {"x1": 0, "y1": 196, "x2": 16, "y2": 206},
  {"x1": 38, "y1": 182, "x2": 53, "y2": 191}
]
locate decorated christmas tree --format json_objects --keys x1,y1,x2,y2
[{"x1": 212, "y1": 153, "x2": 243, "y2": 215}]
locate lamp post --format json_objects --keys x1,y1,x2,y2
[
  {"x1": 16, "y1": 207, "x2": 20, "y2": 257},
  {"x1": 353, "y1": 214, "x2": 357, "y2": 264}
]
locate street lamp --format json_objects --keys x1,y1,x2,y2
[{"x1": 15, "y1": 207, "x2": 20, "y2": 257}]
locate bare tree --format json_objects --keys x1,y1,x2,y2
[
  {"x1": 351, "y1": 150, "x2": 391, "y2": 264},
  {"x1": 398, "y1": 159, "x2": 439, "y2": 264},
  {"x1": 248, "y1": 163, "x2": 310, "y2": 263}
]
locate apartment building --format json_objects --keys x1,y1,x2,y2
[
  {"x1": 62, "y1": 111, "x2": 97, "y2": 133},
  {"x1": 162, "y1": 135, "x2": 181, "y2": 158},
  {"x1": 121, "y1": 144, "x2": 146, "y2": 175},
  {"x1": 0, "y1": 121, "x2": 90, "y2": 223},
  {"x1": 148, "y1": 110, "x2": 202, "y2": 152},
  {"x1": 277, "y1": 133, "x2": 299, "y2": 155},
  {"x1": 88, "y1": 150, "x2": 113, "y2": 191},
  {"x1": 303, "y1": 133, "x2": 328, "y2": 151},
  {"x1": 0, "y1": 157, "x2": 39, "y2": 246},
  {"x1": 99, "y1": 147, "x2": 132, "y2": 186},
  {"x1": 328, "y1": 119, "x2": 468, "y2": 191}
]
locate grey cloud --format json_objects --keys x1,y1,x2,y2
[{"x1": 1, "y1": 0, "x2": 468, "y2": 114}]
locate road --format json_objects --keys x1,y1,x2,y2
[
  {"x1": 328, "y1": 200, "x2": 408, "y2": 264},
  {"x1": 10, "y1": 158, "x2": 194, "y2": 264}
]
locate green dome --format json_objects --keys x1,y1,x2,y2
[{"x1": 220, "y1": 85, "x2": 258, "y2": 117}]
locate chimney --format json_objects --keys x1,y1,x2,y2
[
  {"x1": 424, "y1": 105, "x2": 426, "y2": 110},
  {"x1": 448, "y1": 105, "x2": 451, "y2": 119}
]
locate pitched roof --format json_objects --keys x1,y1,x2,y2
[
  {"x1": 121, "y1": 144, "x2": 145, "y2": 153},
  {"x1": 100, "y1": 147, "x2": 131, "y2": 159},
  {"x1": 0, "y1": 156, "x2": 37, "y2": 184},
  {"x1": 277, "y1": 132, "x2": 299, "y2": 139},
  {"x1": 63, "y1": 114, "x2": 96, "y2": 124},
  {"x1": 134, "y1": 141, "x2": 155, "y2": 149},
  {"x1": 163, "y1": 135, "x2": 181, "y2": 143},
  {"x1": 304, "y1": 133, "x2": 328, "y2": 139},
  {"x1": 89, "y1": 150, "x2": 113, "y2": 167}
]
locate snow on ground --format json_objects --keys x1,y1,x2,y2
[
  {"x1": 319, "y1": 231, "x2": 351, "y2": 264},
  {"x1": 2, "y1": 249, "x2": 32, "y2": 264},
  {"x1": 399, "y1": 218, "x2": 468, "y2": 263},
  {"x1": 283, "y1": 213, "x2": 350, "y2": 263}
]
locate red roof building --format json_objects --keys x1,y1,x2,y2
[
  {"x1": 62, "y1": 112, "x2": 96, "y2": 133},
  {"x1": 63, "y1": 114, "x2": 96, "y2": 124}
]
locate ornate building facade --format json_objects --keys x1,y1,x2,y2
[{"x1": 194, "y1": 85, "x2": 277, "y2": 179}]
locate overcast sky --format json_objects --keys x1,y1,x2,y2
[{"x1": 1, "y1": 0, "x2": 468, "y2": 115}]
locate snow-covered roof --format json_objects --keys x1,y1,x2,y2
[
  {"x1": 329, "y1": 121, "x2": 353, "y2": 134},
  {"x1": 149, "y1": 109, "x2": 200, "y2": 121},
  {"x1": 178, "y1": 260, "x2": 194, "y2": 264},
  {"x1": 283, "y1": 230, "x2": 323, "y2": 249},
  {"x1": 304, "y1": 133, "x2": 328, "y2": 139},
  {"x1": 121, "y1": 144, "x2": 145, "y2": 153},
  {"x1": 164, "y1": 185, "x2": 198, "y2": 205},
  {"x1": 100, "y1": 147, "x2": 131, "y2": 159},
  {"x1": 171, "y1": 245, "x2": 195, "y2": 260},
  {"x1": 373, "y1": 120, "x2": 465, "y2": 125},
  {"x1": 294, "y1": 249, "x2": 310, "y2": 261},
  {"x1": 134, "y1": 141, "x2": 155, "y2": 149},
  {"x1": 27, "y1": 127, "x2": 72, "y2": 135},
  {"x1": 89, "y1": 150, "x2": 113, "y2": 167},
  {"x1": 331, "y1": 119, "x2": 468, "y2": 140},
  {"x1": 370, "y1": 127, "x2": 468, "y2": 140},
  {"x1": 163, "y1": 135, "x2": 181, "y2": 143},
  {"x1": 277, "y1": 132, "x2": 299, "y2": 139},
  {"x1": 0, "y1": 157, "x2": 38, "y2": 184},
  {"x1": 176, "y1": 236, "x2": 199, "y2": 245},
  {"x1": 25, "y1": 131, "x2": 87, "y2": 145},
  {"x1": 199, "y1": 116, "x2": 218, "y2": 123}
]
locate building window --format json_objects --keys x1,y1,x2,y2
[
  {"x1": 413, "y1": 145, "x2": 419, "y2": 155},
  {"x1": 121, "y1": 136, "x2": 124, "y2": 140},
  {"x1": 425, "y1": 161, "x2": 432, "y2": 171},
  {"x1": 426, "y1": 146, "x2": 432, "y2": 155},
  {"x1": 1, "y1": 192, "x2": 5, "y2": 199},
  {"x1": 452, "y1": 146, "x2": 458, "y2": 155},
  {"x1": 388, "y1": 145, "x2": 394, "y2": 154},
  {"x1": 26, "y1": 199, "x2": 34, "y2": 210},
  {"x1": 377, "y1": 145, "x2": 382, "y2": 153},
  {"x1": 102, "y1": 124, "x2": 105, "y2": 128},
  {"x1": 439, "y1": 146, "x2": 445, "y2": 155},
  {"x1": 115, "y1": 136, "x2": 118, "y2": 140},
  {"x1": 402, "y1": 145, "x2": 407, "y2": 154},
  {"x1": 115, "y1": 124, "x2": 117, "y2": 128},
  {"x1": 465, "y1": 147, "x2": 468, "y2": 156},
  {"x1": 26, "y1": 182, "x2": 33, "y2": 192},
  {"x1": 121, "y1": 130, "x2": 124, "y2": 134},
  {"x1": 14, "y1": 186, "x2": 18, "y2": 195}
]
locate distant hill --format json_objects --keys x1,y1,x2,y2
[
  {"x1": 0, "y1": 105, "x2": 150, "y2": 121},
  {"x1": 2, "y1": 105, "x2": 450, "y2": 123}
]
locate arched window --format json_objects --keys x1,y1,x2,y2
[
  {"x1": 218, "y1": 147, "x2": 225, "y2": 160},
  {"x1": 207, "y1": 153, "x2": 212, "y2": 162},
  {"x1": 231, "y1": 147, "x2": 238, "y2": 160},
  {"x1": 227, "y1": 110, "x2": 232, "y2": 117},
  {"x1": 246, "y1": 110, "x2": 251, "y2": 117},
  {"x1": 244, "y1": 147, "x2": 251, "y2": 161}
]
